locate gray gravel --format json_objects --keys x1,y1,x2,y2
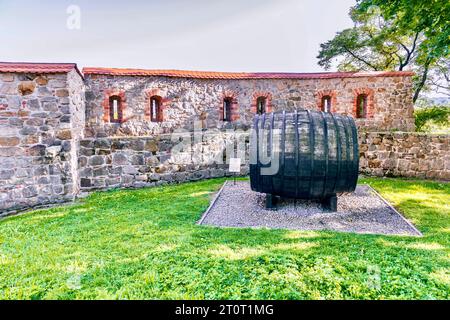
[{"x1": 200, "y1": 181, "x2": 421, "y2": 236}]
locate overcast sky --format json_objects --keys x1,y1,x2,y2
[{"x1": 0, "y1": 0, "x2": 355, "y2": 72}]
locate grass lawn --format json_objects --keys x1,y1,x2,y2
[{"x1": 0, "y1": 177, "x2": 448, "y2": 299}]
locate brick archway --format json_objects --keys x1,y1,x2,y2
[
  {"x1": 102, "y1": 89, "x2": 127, "y2": 123},
  {"x1": 353, "y1": 88, "x2": 375, "y2": 118},
  {"x1": 316, "y1": 90, "x2": 337, "y2": 112},
  {"x1": 145, "y1": 88, "x2": 170, "y2": 122},
  {"x1": 251, "y1": 92, "x2": 272, "y2": 114},
  {"x1": 220, "y1": 90, "x2": 239, "y2": 121}
]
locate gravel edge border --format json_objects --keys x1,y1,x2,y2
[
  {"x1": 199, "y1": 181, "x2": 423, "y2": 237},
  {"x1": 365, "y1": 184, "x2": 423, "y2": 237},
  {"x1": 197, "y1": 180, "x2": 228, "y2": 225}
]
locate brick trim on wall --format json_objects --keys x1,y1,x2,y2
[
  {"x1": 102, "y1": 89, "x2": 127, "y2": 123},
  {"x1": 316, "y1": 90, "x2": 337, "y2": 112},
  {"x1": 251, "y1": 92, "x2": 272, "y2": 114},
  {"x1": 145, "y1": 88, "x2": 170, "y2": 122},
  {"x1": 220, "y1": 90, "x2": 239, "y2": 121},
  {"x1": 353, "y1": 88, "x2": 375, "y2": 118}
]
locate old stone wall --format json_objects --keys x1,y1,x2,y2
[
  {"x1": 77, "y1": 130, "x2": 449, "y2": 195},
  {"x1": 78, "y1": 132, "x2": 249, "y2": 191},
  {"x1": 1, "y1": 67, "x2": 445, "y2": 215},
  {"x1": 0, "y1": 71, "x2": 84, "y2": 213},
  {"x1": 359, "y1": 132, "x2": 449, "y2": 180},
  {"x1": 84, "y1": 74, "x2": 415, "y2": 138}
]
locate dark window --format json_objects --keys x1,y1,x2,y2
[
  {"x1": 321, "y1": 95, "x2": 332, "y2": 113},
  {"x1": 256, "y1": 97, "x2": 266, "y2": 114},
  {"x1": 356, "y1": 94, "x2": 367, "y2": 118},
  {"x1": 109, "y1": 96, "x2": 122, "y2": 123},
  {"x1": 150, "y1": 96, "x2": 162, "y2": 122},
  {"x1": 223, "y1": 98, "x2": 232, "y2": 121}
]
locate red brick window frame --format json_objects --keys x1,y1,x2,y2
[
  {"x1": 149, "y1": 96, "x2": 163, "y2": 122},
  {"x1": 145, "y1": 89, "x2": 169, "y2": 122},
  {"x1": 316, "y1": 90, "x2": 337, "y2": 113},
  {"x1": 220, "y1": 90, "x2": 239, "y2": 122},
  {"x1": 353, "y1": 88, "x2": 374, "y2": 118},
  {"x1": 251, "y1": 92, "x2": 272, "y2": 114},
  {"x1": 103, "y1": 89, "x2": 127, "y2": 123},
  {"x1": 109, "y1": 96, "x2": 123, "y2": 123}
]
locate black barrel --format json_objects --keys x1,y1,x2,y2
[{"x1": 250, "y1": 110, "x2": 359, "y2": 203}]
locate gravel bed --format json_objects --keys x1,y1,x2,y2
[{"x1": 199, "y1": 181, "x2": 421, "y2": 236}]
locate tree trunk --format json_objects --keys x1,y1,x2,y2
[{"x1": 413, "y1": 58, "x2": 432, "y2": 103}]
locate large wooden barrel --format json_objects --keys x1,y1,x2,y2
[{"x1": 250, "y1": 110, "x2": 359, "y2": 204}]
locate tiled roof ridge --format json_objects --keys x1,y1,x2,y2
[
  {"x1": 82, "y1": 67, "x2": 414, "y2": 80},
  {"x1": 0, "y1": 62, "x2": 414, "y2": 80},
  {"x1": 0, "y1": 62, "x2": 83, "y2": 78}
]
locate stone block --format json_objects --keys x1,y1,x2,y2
[
  {"x1": 56, "y1": 89, "x2": 69, "y2": 97},
  {"x1": 42, "y1": 101, "x2": 58, "y2": 112},
  {"x1": 93, "y1": 167, "x2": 108, "y2": 177},
  {"x1": 0, "y1": 137, "x2": 20, "y2": 147},
  {"x1": 25, "y1": 118, "x2": 44, "y2": 126},
  {"x1": 122, "y1": 165, "x2": 138, "y2": 175},
  {"x1": 128, "y1": 140, "x2": 144, "y2": 151},
  {"x1": 26, "y1": 145, "x2": 46, "y2": 156},
  {"x1": 56, "y1": 130, "x2": 72, "y2": 140},
  {"x1": 144, "y1": 140, "x2": 158, "y2": 152},
  {"x1": 79, "y1": 147, "x2": 94, "y2": 156},
  {"x1": 34, "y1": 76, "x2": 48, "y2": 86},
  {"x1": 18, "y1": 81, "x2": 36, "y2": 95},
  {"x1": 22, "y1": 186, "x2": 38, "y2": 198},
  {"x1": 130, "y1": 154, "x2": 144, "y2": 165},
  {"x1": 19, "y1": 126, "x2": 37, "y2": 135},
  {"x1": 94, "y1": 139, "x2": 111, "y2": 149},
  {"x1": 80, "y1": 178, "x2": 92, "y2": 188},
  {"x1": 113, "y1": 153, "x2": 129, "y2": 165},
  {"x1": 88, "y1": 155, "x2": 104, "y2": 166},
  {"x1": 0, "y1": 169, "x2": 14, "y2": 180}
]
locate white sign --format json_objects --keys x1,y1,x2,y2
[{"x1": 229, "y1": 158, "x2": 241, "y2": 173}]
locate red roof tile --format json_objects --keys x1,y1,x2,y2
[
  {"x1": 0, "y1": 62, "x2": 82, "y2": 77},
  {"x1": 82, "y1": 67, "x2": 414, "y2": 80}
]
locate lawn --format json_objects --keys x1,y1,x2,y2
[{"x1": 0, "y1": 177, "x2": 448, "y2": 299}]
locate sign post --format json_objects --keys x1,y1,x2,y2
[{"x1": 228, "y1": 158, "x2": 241, "y2": 185}]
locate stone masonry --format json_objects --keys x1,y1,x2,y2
[
  {"x1": 78, "y1": 132, "x2": 248, "y2": 192},
  {"x1": 83, "y1": 69, "x2": 416, "y2": 138},
  {"x1": 359, "y1": 132, "x2": 449, "y2": 180},
  {"x1": 0, "y1": 62, "x2": 447, "y2": 214},
  {"x1": 0, "y1": 64, "x2": 84, "y2": 213}
]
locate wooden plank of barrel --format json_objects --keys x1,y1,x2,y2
[{"x1": 249, "y1": 110, "x2": 359, "y2": 211}]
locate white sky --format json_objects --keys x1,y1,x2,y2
[{"x1": 0, "y1": 0, "x2": 356, "y2": 72}]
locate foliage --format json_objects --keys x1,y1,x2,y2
[
  {"x1": 317, "y1": 0, "x2": 450, "y2": 102},
  {"x1": 0, "y1": 177, "x2": 448, "y2": 299},
  {"x1": 414, "y1": 106, "x2": 450, "y2": 133}
]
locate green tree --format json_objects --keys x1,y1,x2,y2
[{"x1": 317, "y1": 0, "x2": 450, "y2": 102}]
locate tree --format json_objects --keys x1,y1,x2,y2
[{"x1": 317, "y1": 0, "x2": 450, "y2": 102}]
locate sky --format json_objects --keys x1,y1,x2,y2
[{"x1": 0, "y1": 0, "x2": 356, "y2": 72}]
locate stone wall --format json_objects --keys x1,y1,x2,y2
[
  {"x1": 0, "y1": 71, "x2": 84, "y2": 213},
  {"x1": 359, "y1": 132, "x2": 449, "y2": 180},
  {"x1": 0, "y1": 66, "x2": 442, "y2": 215},
  {"x1": 78, "y1": 132, "x2": 249, "y2": 192},
  {"x1": 84, "y1": 73, "x2": 415, "y2": 138},
  {"x1": 78, "y1": 130, "x2": 450, "y2": 195}
]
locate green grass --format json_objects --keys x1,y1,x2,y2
[{"x1": 0, "y1": 177, "x2": 448, "y2": 300}]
